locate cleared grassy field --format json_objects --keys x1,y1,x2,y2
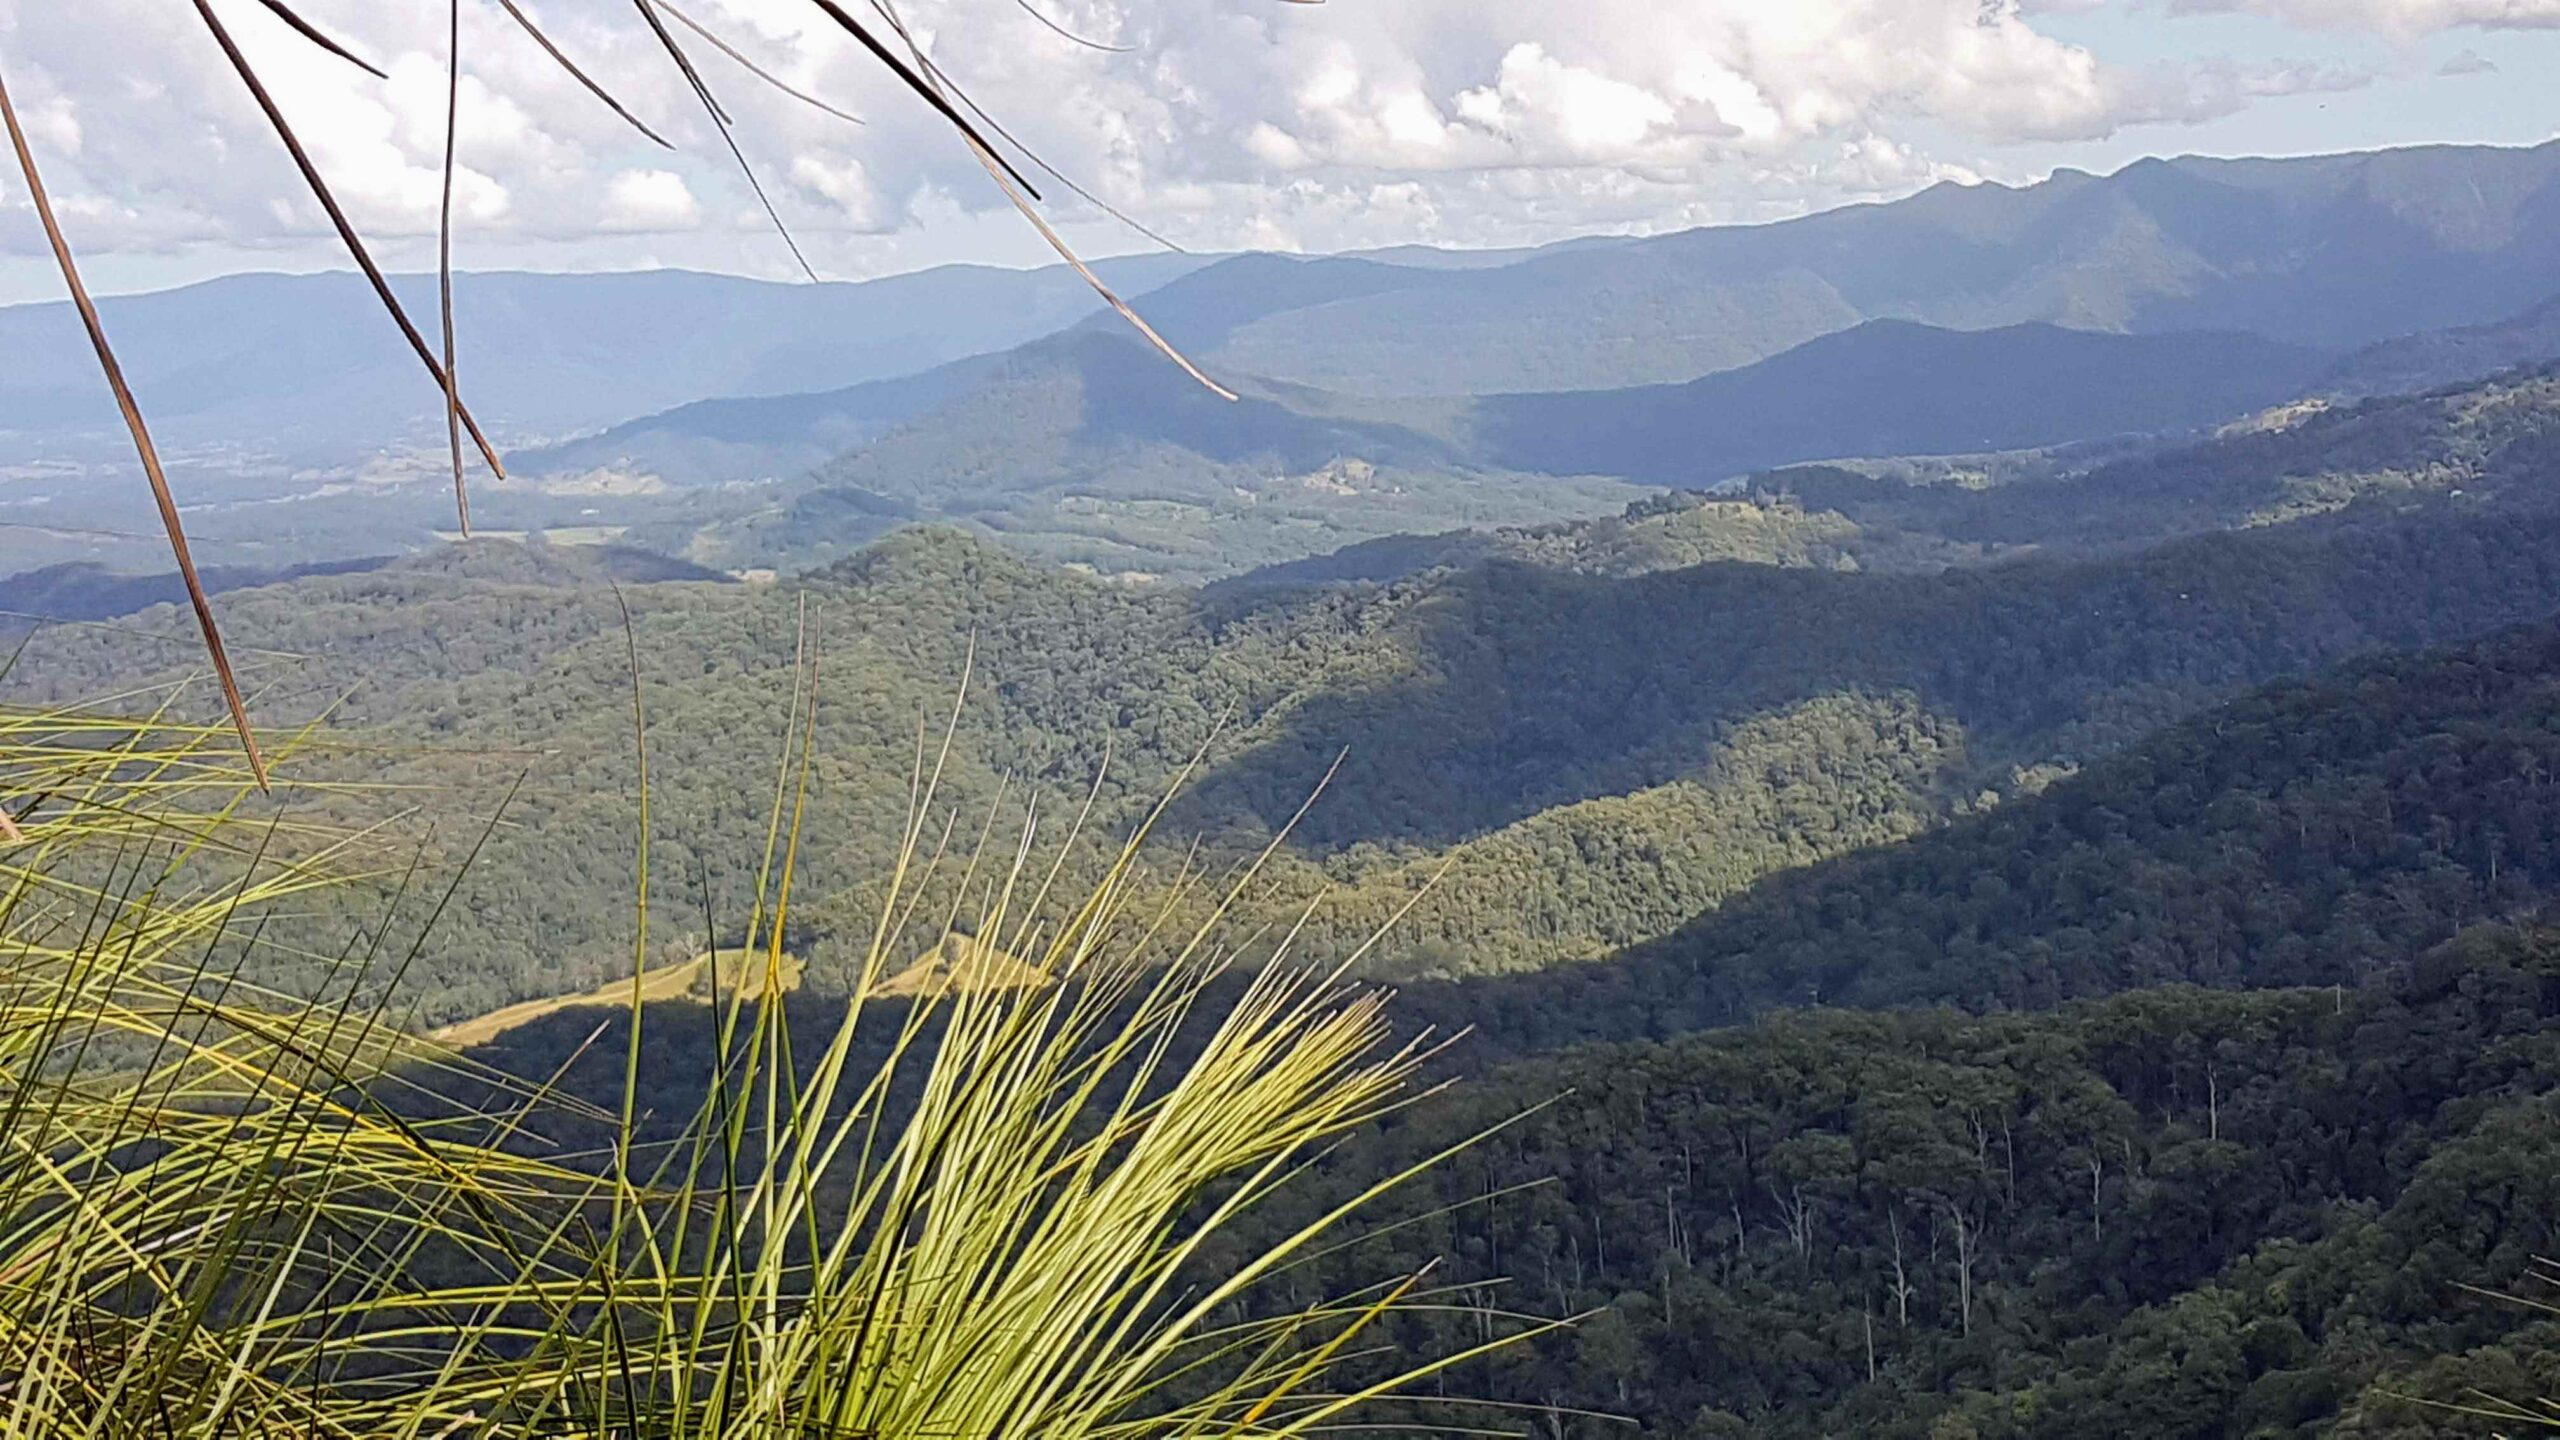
[{"x1": 430, "y1": 946, "x2": 803, "y2": 1048}]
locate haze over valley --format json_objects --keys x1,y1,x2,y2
[{"x1": 12, "y1": 138, "x2": 2560, "y2": 585}]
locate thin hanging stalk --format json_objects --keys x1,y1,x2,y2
[
  {"x1": 857, "y1": 1, "x2": 1228, "y2": 397},
  {"x1": 631, "y1": 0, "x2": 819, "y2": 280},
  {"x1": 191, "y1": 0, "x2": 509, "y2": 485},
  {"x1": 921, "y1": 45, "x2": 1183, "y2": 252},
  {"x1": 0, "y1": 55, "x2": 268, "y2": 791},
  {"x1": 438, "y1": 0, "x2": 471, "y2": 536},
  {"x1": 1012, "y1": 0, "x2": 1134, "y2": 54},
  {"x1": 656, "y1": 0, "x2": 867, "y2": 126},
  {"x1": 252, "y1": 0, "x2": 388, "y2": 78},
  {"x1": 806, "y1": 0, "x2": 1040, "y2": 197},
  {"x1": 493, "y1": 0, "x2": 674, "y2": 148}
]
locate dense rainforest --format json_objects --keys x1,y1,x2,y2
[
  {"x1": 1223, "y1": 923, "x2": 2560, "y2": 1438},
  {"x1": 1389, "y1": 612, "x2": 2560, "y2": 1060},
  {"x1": 459, "y1": 918, "x2": 2560, "y2": 1438}
]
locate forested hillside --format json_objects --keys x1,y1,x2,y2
[
  {"x1": 24, "y1": 398, "x2": 2560, "y2": 1024},
  {"x1": 17, "y1": 38, "x2": 2560, "y2": 1440},
  {"x1": 1391, "y1": 614, "x2": 2560, "y2": 1059},
  {"x1": 1224, "y1": 362, "x2": 2560, "y2": 593},
  {"x1": 1755, "y1": 363, "x2": 2560, "y2": 553},
  {"x1": 455, "y1": 916, "x2": 2560, "y2": 1438},
  {"x1": 1214, "y1": 924, "x2": 2560, "y2": 1438}
]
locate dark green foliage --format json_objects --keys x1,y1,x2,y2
[
  {"x1": 1223, "y1": 926, "x2": 2560, "y2": 1437},
  {"x1": 1180, "y1": 498, "x2": 2560, "y2": 858},
  {"x1": 1390, "y1": 614, "x2": 2560, "y2": 1056},
  {"x1": 1758, "y1": 364, "x2": 2560, "y2": 553},
  {"x1": 27, "y1": 381, "x2": 2560, "y2": 1021}
]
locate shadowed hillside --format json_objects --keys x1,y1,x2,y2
[{"x1": 1469, "y1": 321, "x2": 2325, "y2": 484}]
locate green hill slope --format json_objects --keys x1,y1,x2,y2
[
  {"x1": 1217, "y1": 924, "x2": 2560, "y2": 1438},
  {"x1": 1758, "y1": 363, "x2": 2560, "y2": 552},
  {"x1": 27, "y1": 473, "x2": 2560, "y2": 1022},
  {"x1": 21, "y1": 363, "x2": 2560, "y2": 1019},
  {"x1": 1388, "y1": 613, "x2": 2560, "y2": 1058}
]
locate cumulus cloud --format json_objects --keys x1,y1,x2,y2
[
  {"x1": 600, "y1": 169, "x2": 700, "y2": 231},
  {"x1": 0, "y1": 0, "x2": 2503, "y2": 268}
]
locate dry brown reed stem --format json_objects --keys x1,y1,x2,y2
[
  {"x1": 658, "y1": 0, "x2": 869, "y2": 126},
  {"x1": 631, "y1": 0, "x2": 819, "y2": 279},
  {"x1": 493, "y1": 0, "x2": 675, "y2": 147},
  {"x1": 438, "y1": 0, "x2": 472, "y2": 536},
  {"x1": 191, "y1": 0, "x2": 510, "y2": 485},
  {"x1": 808, "y1": 0, "x2": 1041, "y2": 196},
  {"x1": 253, "y1": 0, "x2": 388, "y2": 78},
  {"x1": 0, "y1": 53, "x2": 269, "y2": 791}
]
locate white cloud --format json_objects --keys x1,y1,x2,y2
[
  {"x1": 789, "y1": 151, "x2": 887, "y2": 230},
  {"x1": 0, "y1": 0, "x2": 2517, "y2": 270},
  {"x1": 600, "y1": 169, "x2": 700, "y2": 231}
]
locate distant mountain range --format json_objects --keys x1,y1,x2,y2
[
  {"x1": 8, "y1": 140, "x2": 2559, "y2": 467},
  {"x1": 0, "y1": 255, "x2": 1211, "y2": 462},
  {"x1": 550, "y1": 316, "x2": 2333, "y2": 500},
  {"x1": 12, "y1": 138, "x2": 2560, "y2": 588},
  {"x1": 514, "y1": 140, "x2": 2560, "y2": 507},
  {"x1": 513, "y1": 358, "x2": 1005, "y2": 485},
  {"x1": 658, "y1": 329, "x2": 1635, "y2": 581},
  {"x1": 1179, "y1": 139, "x2": 2560, "y2": 396}
]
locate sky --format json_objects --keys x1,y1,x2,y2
[{"x1": 0, "y1": 0, "x2": 2553, "y2": 303}]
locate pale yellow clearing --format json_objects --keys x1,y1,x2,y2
[
  {"x1": 431, "y1": 947, "x2": 804, "y2": 1049},
  {"x1": 434, "y1": 932, "x2": 1050, "y2": 1048},
  {"x1": 873, "y1": 931, "x2": 1049, "y2": 999}
]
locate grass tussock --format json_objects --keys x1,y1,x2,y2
[{"x1": 0, "y1": 667, "x2": 1540, "y2": 1439}]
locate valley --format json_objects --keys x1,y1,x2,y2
[{"x1": 13, "y1": 134, "x2": 2560, "y2": 1439}]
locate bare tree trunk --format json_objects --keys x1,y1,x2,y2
[
  {"x1": 1951, "y1": 1205, "x2": 1976, "y2": 1340},
  {"x1": 2088, "y1": 1155, "x2": 2104, "y2": 1241},
  {"x1": 1769, "y1": 1179, "x2": 1813, "y2": 1259},
  {"x1": 1888, "y1": 1210, "x2": 1914, "y2": 1326}
]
